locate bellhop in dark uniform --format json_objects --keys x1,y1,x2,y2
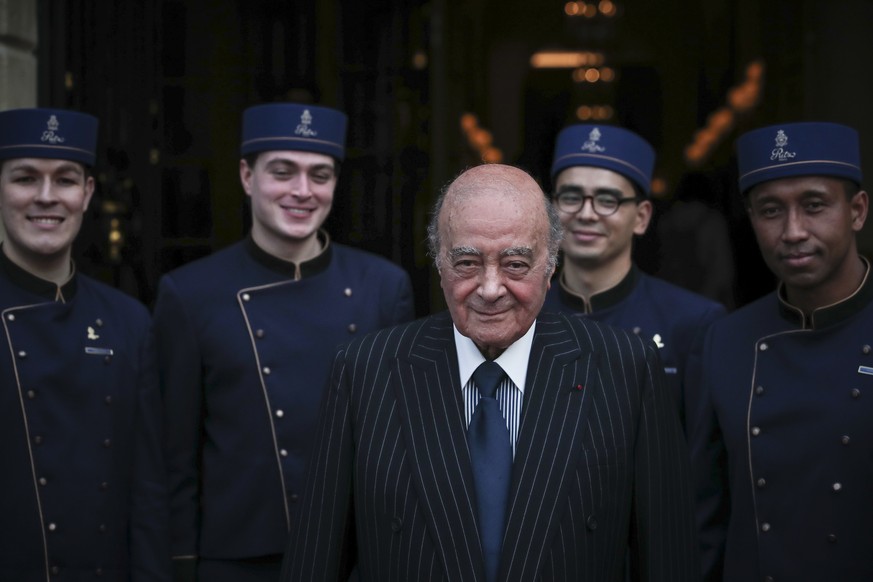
[
  {"x1": 544, "y1": 124, "x2": 725, "y2": 425},
  {"x1": 690, "y1": 122, "x2": 873, "y2": 581},
  {"x1": 0, "y1": 109, "x2": 170, "y2": 581},
  {"x1": 153, "y1": 102, "x2": 414, "y2": 582}
]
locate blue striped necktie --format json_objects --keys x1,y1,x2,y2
[{"x1": 468, "y1": 360, "x2": 512, "y2": 582}]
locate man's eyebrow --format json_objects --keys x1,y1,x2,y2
[
  {"x1": 501, "y1": 246, "x2": 533, "y2": 258},
  {"x1": 448, "y1": 246, "x2": 480, "y2": 259}
]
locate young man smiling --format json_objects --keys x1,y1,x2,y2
[
  {"x1": 543, "y1": 124, "x2": 725, "y2": 427},
  {"x1": 0, "y1": 108, "x2": 169, "y2": 581},
  {"x1": 152, "y1": 102, "x2": 414, "y2": 582},
  {"x1": 691, "y1": 122, "x2": 873, "y2": 582}
]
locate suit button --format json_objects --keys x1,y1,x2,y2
[
  {"x1": 95, "y1": 567, "x2": 103, "y2": 576},
  {"x1": 290, "y1": 493, "x2": 299, "y2": 502},
  {"x1": 98, "y1": 524, "x2": 107, "y2": 533},
  {"x1": 828, "y1": 534, "x2": 838, "y2": 543},
  {"x1": 105, "y1": 395, "x2": 112, "y2": 405},
  {"x1": 764, "y1": 577, "x2": 774, "y2": 582},
  {"x1": 100, "y1": 482, "x2": 109, "y2": 491},
  {"x1": 49, "y1": 565, "x2": 59, "y2": 575},
  {"x1": 391, "y1": 517, "x2": 403, "y2": 532},
  {"x1": 103, "y1": 439, "x2": 112, "y2": 448},
  {"x1": 586, "y1": 515, "x2": 597, "y2": 531}
]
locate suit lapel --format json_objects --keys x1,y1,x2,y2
[
  {"x1": 395, "y1": 312, "x2": 483, "y2": 581},
  {"x1": 501, "y1": 313, "x2": 598, "y2": 580}
]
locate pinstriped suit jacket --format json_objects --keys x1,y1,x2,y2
[{"x1": 282, "y1": 310, "x2": 698, "y2": 582}]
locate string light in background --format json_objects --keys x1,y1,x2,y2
[
  {"x1": 461, "y1": 113, "x2": 503, "y2": 163},
  {"x1": 684, "y1": 60, "x2": 765, "y2": 166}
]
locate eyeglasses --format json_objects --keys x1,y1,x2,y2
[{"x1": 553, "y1": 186, "x2": 639, "y2": 217}]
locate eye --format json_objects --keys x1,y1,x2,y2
[
  {"x1": 757, "y1": 205, "x2": 781, "y2": 218},
  {"x1": 594, "y1": 194, "x2": 620, "y2": 211},
  {"x1": 804, "y1": 200, "x2": 826, "y2": 212},
  {"x1": 311, "y1": 172, "x2": 334, "y2": 184}
]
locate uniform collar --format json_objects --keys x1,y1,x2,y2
[
  {"x1": 777, "y1": 256, "x2": 873, "y2": 330},
  {"x1": 244, "y1": 230, "x2": 333, "y2": 281},
  {"x1": 0, "y1": 245, "x2": 77, "y2": 302},
  {"x1": 556, "y1": 263, "x2": 639, "y2": 314}
]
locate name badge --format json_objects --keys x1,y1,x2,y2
[{"x1": 85, "y1": 347, "x2": 114, "y2": 356}]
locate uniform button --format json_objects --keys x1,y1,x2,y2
[
  {"x1": 842, "y1": 435, "x2": 851, "y2": 445},
  {"x1": 348, "y1": 323, "x2": 357, "y2": 333},
  {"x1": 391, "y1": 517, "x2": 403, "y2": 532},
  {"x1": 242, "y1": 293, "x2": 251, "y2": 301},
  {"x1": 27, "y1": 390, "x2": 36, "y2": 399},
  {"x1": 851, "y1": 388, "x2": 861, "y2": 399},
  {"x1": 764, "y1": 577, "x2": 774, "y2": 582},
  {"x1": 95, "y1": 567, "x2": 103, "y2": 576},
  {"x1": 586, "y1": 515, "x2": 598, "y2": 530},
  {"x1": 756, "y1": 478, "x2": 766, "y2": 488},
  {"x1": 100, "y1": 482, "x2": 109, "y2": 491},
  {"x1": 344, "y1": 287, "x2": 353, "y2": 297},
  {"x1": 98, "y1": 524, "x2": 107, "y2": 533},
  {"x1": 95, "y1": 318, "x2": 104, "y2": 327},
  {"x1": 827, "y1": 534, "x2": 838, "y2": 543},
  {"x1": 280, "y1": 449, "x2": 288, "y2": 457},
  {"x1": 755, "y1": 385, "x2": 764, "y2": 395},
  {"x1": 759, "y1": 342, "x2": 769, "y2": 351},
  {"x1": 751, "y1": 426, "x2": 761, "y2": 436},
  {"x1": 105, "y1": 395, "x2": 112, "y2": 405},
  {"x1": 263, "y1": 367, "x2": 271, "y2": 375},
  {"x1": 34, "y1": 435, "x2": 43, "y2": 445},
  {"x1": 48, "y1": 522, "x2": 57, "y2": 531},
  {"x1": 103, "y1": 439, "x2": 112, "y2": 448},
  {"x1": 104, "y1": 355, "x2": 112, "y2": 364},
  {"x1": 255, "y1": 329, "x2": 265, "y2": 338},
  {"x1": 290, "y1": 493, "x2": 299, "y2": 502},
  {"x1": 38, "y1": 477, "x2": 47, "y2": 486},
  {"x1": 863, "y1": 344, "x2": 871, "y2": 355},
  {"x1": 17, "y1": 350, "x2": 26, "y2": 358},
  {"x1": 832, "y1": 482, "x2": 842, "y2": 492},
  {"x1": 632, "y1": 327, "x2": 641, "y2": 335},
  {"x1": 761, "y1": 522, "x2": 771, "y2": 532},
  {"x1": 50, "y1": 565, "x2": 59, "y2": 575},
  {"x1": 275, "y1": 409, "x2": 284, "y2": 418},
  {"x1": 7, "y1": 314, "x2": 15, "y2": 321}
]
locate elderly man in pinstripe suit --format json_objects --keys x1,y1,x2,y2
[{"x1": 281, "y1": 164, "x2": 698, "y2": 582}]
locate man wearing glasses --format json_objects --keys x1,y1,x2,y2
[{"x1": 544, "y1": 124, "x2": 725, "y2": 428}]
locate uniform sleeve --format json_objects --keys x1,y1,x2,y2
[
  {"x1": 687, "y1": 328, "x2": 730, "y2": 582},
  {"x1": 152, "y1": 275, "x2": 204, "y2": 580},
  {"x1": 629, "y1": 341, "x2": 700, "y2": 582},
  {"x1": 130, "y1": 321, "x2": 172, "y2": 581},
  {"x1": 680, "y1": 302, "x2": 726, "y2": 433},
  {"x1": 280, "y1": 348, "x2": 356, "y2": 582},
  {"x1": 387, "y1": 268, "x2": 415, "y2": 325}
]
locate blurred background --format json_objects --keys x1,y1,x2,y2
[{"x1": 2, "y1": 0, "x2": 871, "y2": 315}]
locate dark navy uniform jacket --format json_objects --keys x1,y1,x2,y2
[
  {"x1": 152, "y1": 234, "x2": 414, "y2": 564},
  {"x1": 543, "y1": 265, "x2": 726, "y2": 426},
  {"x1": 690, "y1": 259, "x2": 873, "y2": 582},
  {"x1": 0, "y1": 253, "x2": 170, "y2": 581}
]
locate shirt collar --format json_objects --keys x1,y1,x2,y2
[
  {"x1": 557, "y1": 263, "x2": 638, "y2": 313},
  {"x1": 244, "y1": 230, "x2": 333, "y2": 280},
  {"x1": 777, "y1": 255, "x2": 873, "y2": 330},
  {"x1": 453, "y1": 320, "x2": 537, "y2": 393},
  {"x1": 0, "y1": 244, "x2": 77, "y2": 302}
]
